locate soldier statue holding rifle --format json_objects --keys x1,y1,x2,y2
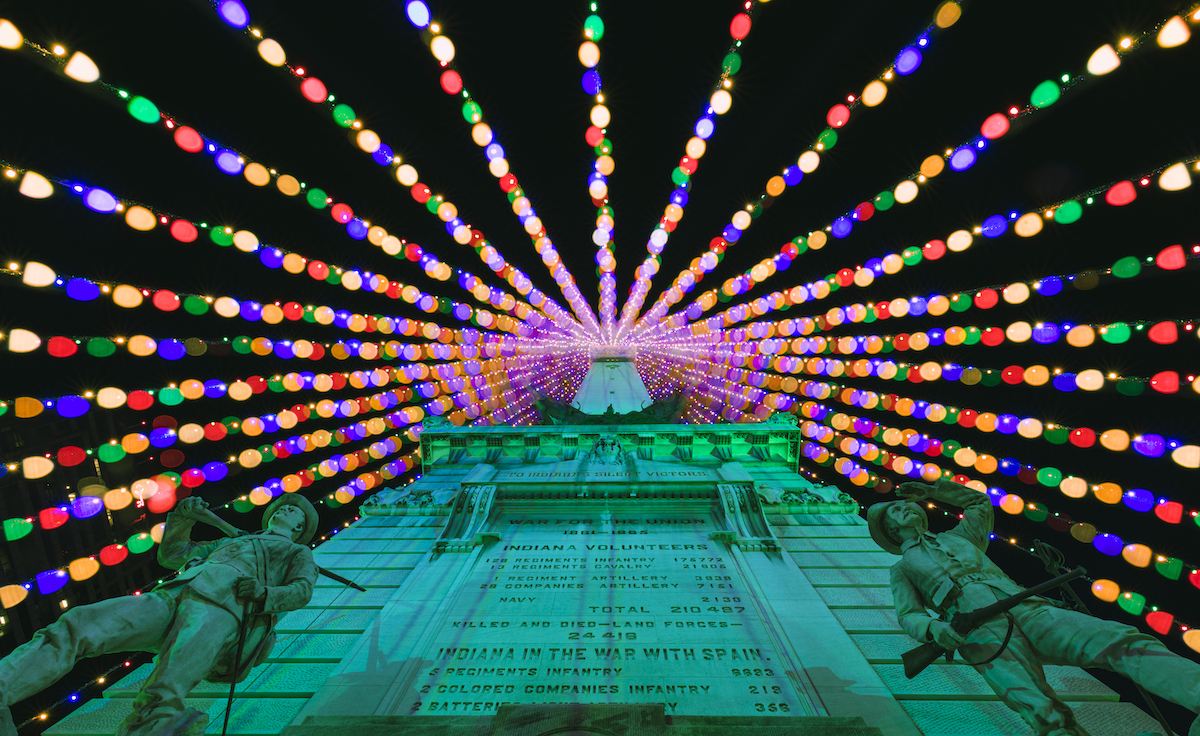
[
  {"x1": 0, "y1": 493, "x2": 318, "y2": 736},
  {"x1": 868, "y1": 477, "x2": 1200, "y2": 736}
]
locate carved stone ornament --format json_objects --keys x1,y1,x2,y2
[{"x1": 583, "y1": 435, "x2": 627, "y2": 466}]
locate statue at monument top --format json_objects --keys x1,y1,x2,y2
[
  {"x1": 0, "y1": 494, "x2": 319, "y2": 736},
  {"x1": 868, "y1": 478, "x2": 1200, "y2": 736}
]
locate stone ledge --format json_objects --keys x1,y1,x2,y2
[
  {"x1": 901, "y1": 700, "x2": 1162, "y2": 735},
  {"x1": 282, "y1": 704, "x2": 884, "y2": 736}
]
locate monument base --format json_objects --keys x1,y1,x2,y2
[{"x1": 282, "y1": 704, "x2": 885, "y2": 736}]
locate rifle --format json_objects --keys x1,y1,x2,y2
[{"x1": 901, "y1": 567, "x2": 1085, "y2": 679}]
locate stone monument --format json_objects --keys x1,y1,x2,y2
[{"x1": 46, "y1": 359, "x2": 1169, "y2": 735}]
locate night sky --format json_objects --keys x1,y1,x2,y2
[{"x1": 1, "y1": 0, "x2": 1199, "y2": 732}]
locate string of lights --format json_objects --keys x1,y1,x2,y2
[
  {"x1": 628, "y1": 0, "x2": 969, "y2": 337},
  {"x1": 197, "y1": 0, "x2": 593, "y2": 338},
  {"x1": 799, "y1": 407, "x2": 1200, "y2": 581},
  {"x1": 650, "y1": 9, "x2": 1199, "y2": 330},
  {"x1": 616, "y1": 0, "x2": 769, "y2": 339},
  {"x1": 647, "y1": 153, "x2": 1197, "y2": 341}
]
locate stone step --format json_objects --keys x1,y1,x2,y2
[
  {"x1": 280, "y1": 710, "x2": 887, "y2": 736},
  {"x1": 276, "y1": 607, "x2": 380, "y2": 633},
  {"x1": 802, "y1": 568, "x2": 891, "y2": 587},
  {"x1": 310, "y1": 538, "x2": 437, "y2": 554},
  {"x1": 767, "y1": 513, "x2": 866, "y2": 527},
  {"x1": 832, "y1": 609, "x2": 903, "y2": 634},
  {"x1": 264, "y1": 632, "x2": 362, "y2": 662},
  {"x1": 901, "y1": 700, "x2": 1163, "y2": 735},
  {"x1": 44, "y1": 696, "x2": 308, "y2": 736},
  {"x1": 310, "y1": 552, "x2": 428, "y2": 568},
  {"x1": 357, "y1": 515, "x2": 446, "y2": 527},
  {"x1": 313, "y1": 568, "x2": 411, "y2": 588},
  {"x1": 779, "y1": 537, "x2": 880, "y2": 552},
  {"x1": 815, "y1": 587, "x2": 894, "y2": 608},
  {"x1": 789, "y1": 551, "x2": 895, "y2": 568},
  {"x1": 305, "y1": 586, "x2": 394, "y2": 608},
  {"x1": 873, "y1": 664, "x2": 1119, "y2": 702},
  {"x1": 105, "y1": 663, "x2": 338, "y2": 699},
  {"x1": 769, "y1": 525, "x2": 872, "y2": 538}
]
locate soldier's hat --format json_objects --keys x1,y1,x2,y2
[
  {"x1": 866, "y1": 500, "x2": 927, "y2": 556},
  {"x1": 262, "y1": 494, "x2": 319, "y2": 545}
]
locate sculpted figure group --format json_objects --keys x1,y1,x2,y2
[
  {"x1": 0, "y1": 494, "x2": 318, "y2": 736},
  {"x1": 2, "y1": 478, "x2": 1199, "y2": 736},
  {"x1": 869, "y1": 478, "x2": 1200, "y2": 736}
]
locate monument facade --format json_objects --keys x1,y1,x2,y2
[{"x1": 45, "y1": 361, "x2": 1167, "y2": 735}]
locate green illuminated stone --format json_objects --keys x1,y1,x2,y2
[
  {"x1": 210, "y1": 228, "x2": 233, "y2": 246},
  {"x1": 963, "y1": 326, "x2": 982, "y2": 345},
  {"x1": 949, "y1": 294, "x2": 972, "y2": 312},
  {"x1": 817, "y1": 129, "x2": 838, "y2": 150},
  {"x1": 232, "y1": 336, "x2": 253, "y2": 355},
  {"x1": 901, "y1": 247, "x2": 923, "y2": 265},
  {"x1": 127, "y1": 96, "x2": 160, "y2": 123},
  {"x1": 1030, "y1": 80, "x2": 1061, "y2": 108},
  {"x1": 671, "y1": 168, "x2": 690, "y2": 186},
  {"x1": 874, "y1": 191, "x2": 895, "y2": 210},
  {"x1": 1023, "y1": 504, "x2": 1048, "y2": 523}
]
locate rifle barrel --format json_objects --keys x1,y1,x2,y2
[{"x1": 959, "y1": 567, "x2": 1085, "y2": 630}]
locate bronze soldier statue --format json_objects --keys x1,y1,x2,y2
[
  {"x1": 0, "y1": 493, "x2": 318, "y2": 736},
  {"x1": 868, "y1": 477, "x2": 1200, "y2": 736}
]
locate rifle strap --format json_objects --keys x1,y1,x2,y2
[{"x1": 960, "y1": 612, "x2": 1015, "y2": 667}]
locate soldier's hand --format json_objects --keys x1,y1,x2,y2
[
  {"x1": 930, "y1": 621, "x2": 966, "y2": 650},
  {"x1": 897, "y1": 481, "x2": 934, "y2": 501},
  {"x1": 235, "y1": 577, "x2": 266, "y2": 603},
  {"x1": 174, "y1": 496, "x2": 209, "y2": 521}
]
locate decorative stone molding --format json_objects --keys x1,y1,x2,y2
[
  {"x1": 714, "y1": 483, "x2": 779, "y2": 551},
  {"x1": 432, "y1": 484, "x2": 498, "y2": 553},
  {"x1": 420, "y1": 423, "x2": 800, "y2": 470}
]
